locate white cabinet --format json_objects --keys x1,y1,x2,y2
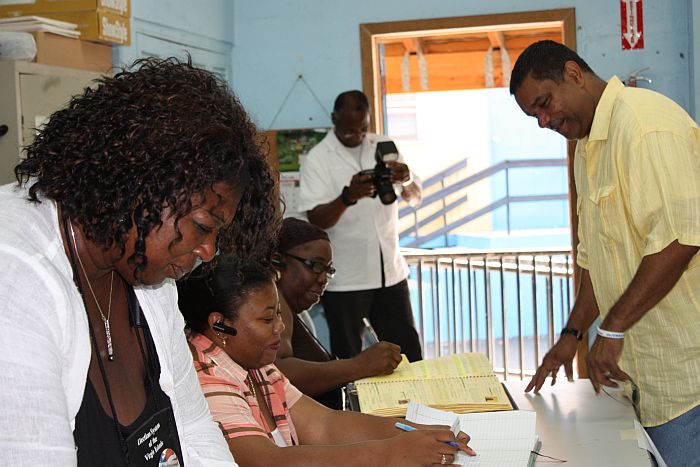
[{"x1": 0, "y1": 61, "x2": 103, "y2": 185}]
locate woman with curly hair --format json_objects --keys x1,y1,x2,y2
[{"x1": 0, "y1": 57, "x2": 278, "y2": 466}]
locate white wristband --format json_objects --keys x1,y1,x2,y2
[
  {"x1": 401, "y1": 171, "x2": 414, "y2": 187},
  {"x1": 596, "y1": 327, "x2": 625, "y2": 339}
]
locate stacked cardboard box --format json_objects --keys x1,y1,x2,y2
[
  {"x1": 31, "y1": 30, "x2": 113, "y2": 72},
  {"x1": 0, "y1": 0, "x2": 131, "y2": 45}
]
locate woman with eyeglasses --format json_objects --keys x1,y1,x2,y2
[
  {"x1": 273, "y1": 217, "x2": 402, "y2": 409},
  {"x1": 177, "y1": 259, "x2": 475, "y2": 467}
]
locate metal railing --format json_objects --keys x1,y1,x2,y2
[
  {"x1": 403, "y1": 247, "x2": 574, "y2": 380},
  {"x1": 399, "y1": 158, "x2": 567, "y2": 247}
]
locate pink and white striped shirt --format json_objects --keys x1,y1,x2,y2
[{"x1": 188, "y1": 333, "x2": 302, "y2": 446}]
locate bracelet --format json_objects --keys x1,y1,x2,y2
[
  {"x1": 596, "y1": 327, "x2": 625, "y2": 339},
  {"x1": 560, "y1": 327, "x2": 583, "y2": 341},
  {"x1": 340, "y1": 186, "x2": 357, "y2": 206},
  {"x1": 401, "y1": 171, "x2": 414, "y2": 187}
]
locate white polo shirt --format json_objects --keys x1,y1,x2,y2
[{"x1": 298, "y1": 131, "x2": 409, "y2": 292}]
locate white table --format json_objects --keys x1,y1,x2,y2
[{"x1": 503, "y1": 379, "x2": 651, "y2": 466}]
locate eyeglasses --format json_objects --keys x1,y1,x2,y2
[
  {"x1": 282, "y1": 252, "x2": 336, "y2": 278},
  {"x1": 336, "y1": 129, "x2": 366, "y2": 139}
]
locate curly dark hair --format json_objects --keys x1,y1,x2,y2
[
  {"x1": 15, "y1": 57, "x2": 280, "y2": 276},
  {"x1": 510, "y1": 40, "x2": 594, "y2": 95},
  {"x1": 177, "y1": 257, "x2": 276, "y2": 333}
]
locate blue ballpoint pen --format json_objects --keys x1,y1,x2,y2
[{"x1": 394, "y1": 421, "x2": 460, "y2": 447}]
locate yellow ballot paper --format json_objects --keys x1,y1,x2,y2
[{"x1": 354, "y1": 353, "x2": 512, "y2": 417}]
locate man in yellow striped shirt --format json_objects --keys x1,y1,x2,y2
[{"x1": 511, "y1": 40, "x2": 700, "y2": 466}]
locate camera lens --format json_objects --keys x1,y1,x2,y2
[{"x1": 377, "y1": 181, "x2": 397, "y2": 205}]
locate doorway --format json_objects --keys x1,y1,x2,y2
[
  {"x1": 360, "y1": 9, "x2": 576, "y2": 132},
  {"x1": 359, "y1": 9, "x2": 588, "y2": 373},
  {"x1": 360, "y1": 9, "x2": 578, "y2": 253},
  {"x1": 360, "y1": 8, "x2": 577, "y2": 247}
]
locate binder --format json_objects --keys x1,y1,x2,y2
[{"x1": 353, "y1": 352, "x2": 513, "y2": 417}]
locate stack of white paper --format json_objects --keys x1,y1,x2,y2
[
  {"x1": 406, "y1": 402, "x2": 539, "y2": 466},
  {"x1": 0, "y1": 16, "x2": 79, "y2": 38}
]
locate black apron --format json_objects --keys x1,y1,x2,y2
[{"x1": 73, "y1": 286, "x2": 184, "y2": 466}]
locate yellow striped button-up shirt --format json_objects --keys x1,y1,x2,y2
[{"x1": 575, "y1": 76, "x2": 700, "y2": 426}]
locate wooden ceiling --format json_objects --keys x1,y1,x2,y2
[{"x1": 380, "y1": 27, "x2": 562, "y2": 93}]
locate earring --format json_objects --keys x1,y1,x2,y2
[{"x1": 216, "y1": 331, "x2": 228, "y2": 348}]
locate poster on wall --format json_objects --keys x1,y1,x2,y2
[
  {"x1": 620, "y1": 0, "x2": 644, "y2": 50},
  {"x1": 276, "y1": 128, "x2": 329, "y2": 172},
  {"x1": 280, "y1": 171, "x2": 302, "y2": 218}
]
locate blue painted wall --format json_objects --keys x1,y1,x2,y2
[
  {"x1": 231, "y1": 0, "x2": 692, "y2": 131},
  {"x1": 133, "y1": 0, "x2": 233, "y2": 43},
  {"x1": 115, "y1": 1, "x2": 693, "y2": 127},
  {"x1": 115, "y1": 1, "x2": 234, "y2": 76}
]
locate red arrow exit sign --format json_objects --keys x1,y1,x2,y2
[{"x1": 621, "y1": 0, "x2": 644, "y2": 50}]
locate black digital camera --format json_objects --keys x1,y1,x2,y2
[{"x1": 359, "y1": 140, "x2": 400, "y2": 205}]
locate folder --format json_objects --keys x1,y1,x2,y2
[{"x1": 353, "y1": 352, "x2": 513, "y2": 417}]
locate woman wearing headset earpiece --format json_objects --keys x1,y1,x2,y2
[
  {"x1": 273, "y1": 217, "x2": 403, "y2": 410},
  {"x1": 177, "y1": 258, "x2": 475, "y2": 467}
]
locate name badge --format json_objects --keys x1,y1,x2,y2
[{"x1": 126, "y1": 406, "x2": 183, "y2": 466}]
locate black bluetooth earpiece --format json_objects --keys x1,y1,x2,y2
[{"x1": 212, "y1": 321, "x2": 237, "y2": 336}]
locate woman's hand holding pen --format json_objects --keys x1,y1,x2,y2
[
  {"x1": 455, "y1": 430, "x2": 475, "y2": 454},
  {"x1": 396, "y1": 422, "x2": 476, "y2": 456},
  {"x1": 352, "y1": 341, "x2": 402, "y2": 376},
  {"x1": 384, "y1": 427, "x2": 475, "y2": 466}
]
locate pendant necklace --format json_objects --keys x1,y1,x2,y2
[{"x1": 69, "y1": 220, "x2": 116, "y2": 361}]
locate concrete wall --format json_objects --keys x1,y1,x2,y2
[{"x1": 231, "y1": 0, "x2": 692, "y2": 130}]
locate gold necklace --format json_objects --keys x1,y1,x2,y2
[
  {"x1": 69, "y1": 221, "x2": 116, "y2": 361},
  {"x1": 247, "y1": 373, "x2": 257, "y2": 398}
]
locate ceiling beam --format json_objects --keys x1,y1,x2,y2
[
  {"x1": 487, "y1": 31, "x2": 506, "y2": 49},
  {"x1": 383, "y1": 32, "x2": 561, "y2": 56},
  {"x1": 402, "y1": 37, "x2": 426, "y2": 54}
]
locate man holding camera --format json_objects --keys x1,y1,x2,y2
[{"x1": 298, "y1": 90, "x2": 423, "y2": 362}]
